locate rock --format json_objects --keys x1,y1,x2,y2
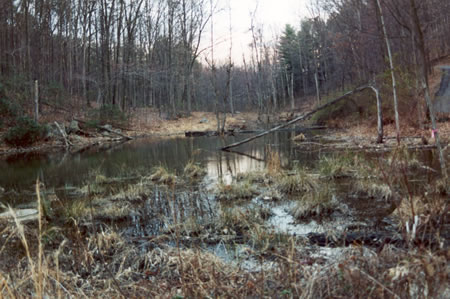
[
  {"x1": 67, "y1": 120, "x2": 80, "y2": 134},
  {"x1": 0, "y1": 209, "x2": 38, "y2": 223},
  {"x1": 0, "y1": 186, "x2": 4, "y2": 194},
  {"x1": 199, "y1": 118, "x2": 209, "y2": 124},
  {"x1": 100, "y1": 124, "x2": 113, "y2": 131}
]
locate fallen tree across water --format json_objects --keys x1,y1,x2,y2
[{"x1": 221, "y1": 84, "x2": 384, "y2": 150}]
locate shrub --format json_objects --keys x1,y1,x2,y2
[
  {"x1": 4, "y1": 116, "x2": 47, "y2": 147},
  {"x1": 0, "y1": 98, "x2": 22, "y2": 118}
]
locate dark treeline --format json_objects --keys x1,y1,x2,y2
[{"x1": 0, "y1": 0, "x2": 449, "y2": 117}]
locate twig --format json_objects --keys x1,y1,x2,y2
[
  {"x1": 47, "y1": 276, "x2": 73, "y2": 299},
  {"x1": 354, "y1": 267, "x2": 401, "y2": 299}
]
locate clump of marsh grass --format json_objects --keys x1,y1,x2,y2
[
  {"x1": 150, "y1": 165, "x2": 177, "y2": 185},
  {"x1": 108, "y1": 179, "x2": 154, "y2": 201},
  {"x1": 290, "y1": 188, "x2": 338, "y2": 221},
  {"x1": 318, "y1": 155, "x2": 355, "y2": 179},
  {"x1": 60, "y1": 198, "x2": 90, "y2": 219},
  {"x1": 292, "y1": 133, "x2": 306, "y2": 142},
  {"x1": 183, "y1": 161, "x2": 206, "y2": 180},
  {"x1": 219, "y1": 206, "x2": 265, "y2": 233},
  {"x1": 352, "y1": 181, "x2": 393, "y2": 201},
  {"x1": 215, "y1": 182, "x2": 259, "y2": 201},
  {"x1": 236, "y1": 170, "x2": 269, "y2": 184},
  {"x1": 275, "y1": 168, "x2": 318, "y2": 195},
  {"x1": 266, "y1": 146, "x2": 282, "y2": 176}
]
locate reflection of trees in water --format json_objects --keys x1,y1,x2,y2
[
  {"x1": 127, "y1": 186, "x2": 216, "y2": 238},
  {"x1": 1, "y1": 131, "x2": 320, "y2": 190}
]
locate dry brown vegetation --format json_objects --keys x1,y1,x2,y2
[{"x1": 0, "y1": 150, "x2": 448, "y2": 298}]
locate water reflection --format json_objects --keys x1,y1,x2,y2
[
  {"x1": 0, "y1": 131, "x2": 318, "y2": 191},
  {"x1": 0, "y1": 130, "x2": 440, "y2": 195}
]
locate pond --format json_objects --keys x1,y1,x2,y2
[{"x1": 0, "y1": 130, "x2": 323, "y2": 194}]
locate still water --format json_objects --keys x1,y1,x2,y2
[
  {"x1": 0, "y1": 129, "x2": 438, "y2": 198},
  {"x1": 0, "y1": 131, "x2": 322, "y2": 192}
]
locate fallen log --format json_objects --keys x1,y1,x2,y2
[
  {"x1": 98, "y1": 125, "x2": 133, "y2": 140},
  {"x1": 185, "y1": 130, "x2": 235, "y2": 137},
  {"x1": 185, "y1": 131, "x2": 218, "y2": 137},
  {"x1": 221, "y1": 84, "x2": 382, "y2": 150},
  {"x1": 74, "y1": 118, "x2": 133, "y2": 140},
  {"x1": 307, "y1": 232, "x2": 405, "y2": 248}
]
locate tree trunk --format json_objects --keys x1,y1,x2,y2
[
  {"x1": 368, "y1": 84, "x2": 384, "y2": 143},
  {"x1": 376, "y1": 0, "x2": 400, "y2": 143},
  {"x1": 290, "y1": 72, "x2": 295, "y2": 109},
  {"x1": 34, "y1": 80, "x2": 39, "y2": 122},
  {"x1": 409, "y1": 0, "x2": 447, "y2": 178},
  {"x1": 222, "y1": 84, "x2": 380, "y2": 150}
]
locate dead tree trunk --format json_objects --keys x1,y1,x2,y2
[
  {"x1": 221, "y1": 84, "x2": 383, "y2": 150},
  {"x1": 376, "y1": 0, "x2": 400, "y2": 144},
  {"x1": 34, "y1": 80, "x2": 39, "y2": 122},
  {"x1": 368, "y1": 84, "x2": 384, "y2": 144}
]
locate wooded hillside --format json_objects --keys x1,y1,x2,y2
[{"x1": 0, "y1": 0, "x2": 449, "y2": 119}]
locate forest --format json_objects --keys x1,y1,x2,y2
[
  {"x1": 0, "y1": 0, "x2": 449, "y2": 298},
  {"x1": 0, "y1": 0, "x2": 448, "y2": 117}
]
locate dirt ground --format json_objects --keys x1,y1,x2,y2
[{"x1": 129, "y1": 110, "x2": 261, "y2": 135}]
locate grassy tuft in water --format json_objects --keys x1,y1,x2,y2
[
  {"x1": 266, "y1": 146, "x2": 283, "y2": 176},
  {"x1": 275, "y1": 168, "x2": 318, "y2": 195},
  {"x1": 352, "y1": 181, "x2": 393, "y2": 201},
  {"x1": 183, "y1": 161, "x2": 207, "y2": 180},
  {"x1": 215, "y1": 181, "x2": 259, "y2": 201},
  {"x1": 290, "y1": 187, "x2": 338, "y2": 221},
  {"x1": 150, "y1": 165, "x2": 177, "y2": 185}
]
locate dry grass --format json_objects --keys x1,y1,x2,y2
[
  {"x1": 1, "y1": 178, "x2": 449, "y2": 298},
  {"x1": 293, "y1": 133, "x2": 306, "y2": 142},
  {"x1": 290, "y1": 188, "x2": 338, "y2": 221},
  {"x1": 275, "y1": 169, "x2": 319, "y2": 195},
  {"x1": 266, "y1": 146, "x2": 283, "y2": 176},
  {"x1": 236, "y1": 170, "x2": 269, "y2": 184},
  {"x1": 183, "y1": 161, "x2": 207, "y2": 180},
  {"x1": 353, "y1": 181, "x2": 393, "y2": 201},
  {"x1": 130, "y1": 110, "x2": 259, "y2": 135},
  {"x1": 215, "y1": 181, "x2": 259, "y2": 201},
  {"x1": 150, "y1": 166, "x2": 177, "y2": 185}
]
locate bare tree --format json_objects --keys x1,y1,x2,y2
[{"x1": 375, "y1": 0, "x2": 400, "y2": 143}]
